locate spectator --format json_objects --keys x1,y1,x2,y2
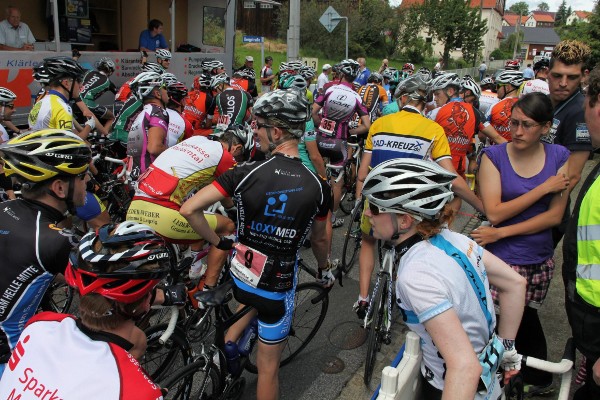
[
  {"x1": 0, "y1": 6, "x2": 34, "y2": 51},
  {"x1": 562, "y1": 64, "x2": 600, "y2": 400},
  {"x1": 260, "y1": 56, "x2": 274, "y2": 94},
  {"x1": 236, "y1": 56, "x2": 258, "y2": 98},
  {"x1": 377, "y1": 58, "x2": 389, "y2": 74},
  {"x1": 354, "y1": 57, "x2": 370, "y2": 87},
  {"x1": 434, "y1": 57, "x2": 443, "y2": 72},
  {"x1": 139, "y1": 19, "x2": 168, "y2": 52},
  {"x1": 317, "y1": 64, "x2": 331, "y2": 95},
  {"x1": 523, "y1": 63, "x2": 535, "y2": 80},
  {"x1": 478, "y1": 61, "x2": 487, "y2": 81}
]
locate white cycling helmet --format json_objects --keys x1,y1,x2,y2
[
  {"x1": 33, "y1": 65, "x2": 50, "y2": 85},
  {"x1": 496, "y1": 70, "x2": 524, "y2": 87},
  {"x1": 131, "y1": 71, "x2": 163, "y2": 99},
  {"x1": 202, "y1": 60, "x2": 224, "y2": 74},
  {"x1": 394, "y1": 75, "x2": 428, "y2": 101},
  {"x1": 161, "y1": 73, "x2": 178, "y2": 86},
  {"x1": 225, "y1": 123, "x2": 255, "y2": 159},
  {"x1": 416, "y1": 67, "x2": 432, "y2": 82},
  {"x1": 278, "y1": 74, "x2": 308, "y2": 91},
  {"x1": 156, "y1": 49, "x2": 172, "y2": 61},
  {"x1": 430, "y1": 73, "x2": 461, "y2": 91},
  {"x1": 141, "y1": 62, "x2": 165, "y2": 74},
  {"x1": 339, "y1": 59, "x2": 360, "y2": 79},
  {"x1": 210, "y1": 73, "x2": 229, "y2": 89},
  {"x1": 480, "y1": 77, "x2": 494, "y2": 87},
  {"x1": 97, "y1": 57, "x2": 116, "y2": 74},
  {"x1": 461, "y1": 75, "x2": 481, "y2": 98},
  {"x1": 299, "y1": 66, "x2": 316, "y2": 80},
  {"x1": 0, "y1": 87, "x2": 17, "y2": 103},
  {"x1": 362, "y1": 158, "x2": 456, "y2": 221}
]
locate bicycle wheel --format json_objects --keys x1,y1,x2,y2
[
  {"x1": 143, "y1": 323, "x2": 193, "y2": 382},
  {"x1": 40, "y1": 280, "x2": 74, "y2": 313},
  {"x1": 245, "y1": 282, "x2": 329, "y2": 373},
  {"x1": 364, "y1": 273, "x2": 388, "y2": 386},
  {"x1": 342, "y1": 203, "x2": 363, "y2": 274},
  {"x1": 159, "y1": 359, "x2": 221, "y2": 400},
  {"x1": 338, "y1": 162, "x2": 356, "y2": 215}
]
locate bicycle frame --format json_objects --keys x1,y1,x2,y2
[{"x1": 364, "y1": 243, "x2": 396, "y2": 331}]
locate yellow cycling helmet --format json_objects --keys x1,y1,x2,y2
[{"x1": 0, "y1": 129, "x2": 91, "y2": 182}]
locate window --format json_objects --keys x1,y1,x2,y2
[{"x1": 203, "y1": 6, "x2": 226, "y2": 47}]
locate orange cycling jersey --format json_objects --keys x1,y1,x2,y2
[
  {"x1": 182, "y1": 89, "x2": 215, "y2": 137},
  {"x1": 115, "y1": 78, "x2": 133, "y2": 102},
  {"x1": 230, "y1": 77, "x2": 249, "y2": 92},
  {"x1": 486, "y1": 97, "x2": 518, "y2": 142}
]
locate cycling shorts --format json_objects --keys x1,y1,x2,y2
[
  {"x1": 452, "y1": 154, "x2": 467, "y2": 179},
  {"x1": 232, "y1": 278, "x2": 296, "y2": 345},
  {"x1": 316, "y1": 136, "x2": 347, "y2": 169},
  {"x1": 126, "y1": 200, "x2": 218, "y2": 244},
  {"x1": 88, "y1": 103, "x2": 110, "y2": 120},
  {"x1": 75, "y1": 192, "x2": 106, "y2": 221}
]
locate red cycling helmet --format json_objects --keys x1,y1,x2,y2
[{"x1": 65, "y1": 221, "x2": 171, "y2": 303}]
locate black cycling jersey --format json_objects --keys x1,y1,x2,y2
[
  {"x1": 214, "y1": 154, "x2": 331, "y2": 292},
  {"x1": 213, "y1": 88, "x2": 253, "y2": 132},
  {"x1": 112, "y1": 96, "x2": 143, "y2": 143},
  {"x1": 0, "y1": 199, "x2": 75, "y2": 362},
  {"x1": 80, "y1": 70, "x2": 117, "y2": 102}
]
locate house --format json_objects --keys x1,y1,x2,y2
[
  {"x1": 400, "y1": 0, "x2": 506, "y2": 62},
  {"x1": 502, "y1": 26, "x2": 560, "y2": 61},
  {"x1": 524, "y1": 11, "x2": 555, "y2": 28},
  {"x1": 567, "y1": 10, "x2": 592, "y2": 25},
  {"x1": 502, "y1": 12, "x2": 521, "y2": 27}
]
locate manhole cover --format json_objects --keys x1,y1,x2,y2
[
  {"x1": 321, "y1": 356, "x2": 345, "y2": 374},
  {"x1": 329, "y1": 321, "x2": 367, "y2": 350}
]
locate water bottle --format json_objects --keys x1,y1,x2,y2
[
  {"x1": 238, "y1": 317, "x2": 259, "y2": 356},
  {"x1": 224, "y1": 341, "x2": 241, "y2": 376}
]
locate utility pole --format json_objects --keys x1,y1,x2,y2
[
  {"x1": 513, "y1": 12, "x2": 522, "y2": 60},
  {"x1": 287, "y1": 0, "x2": 300, "y2": 60}
]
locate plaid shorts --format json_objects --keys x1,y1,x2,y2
[{"x1": 491, "y1": 258, "x2": 555, "y2": 310}]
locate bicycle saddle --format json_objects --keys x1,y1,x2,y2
[{"x1": 194, "y1": 279, "x2": 234, "y2": 306}]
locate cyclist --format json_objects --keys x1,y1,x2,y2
[
  {"x1": 356, "y1": 72, "x2": 389, "y2": 122},
  {"x1": 77, "y1": 57, "x2": 118, "y2": 135},
  {"x1": 155, "y1": 48, "x2": 172, "y2": 70},
  {"x1": 401, "y1": 62, "x2": 415, "y2": 80},
  {"x1": 353, "y1": 76, "x2": 486, "y2": 318},
  {"x1": 180, "y1": 88, "x2": 333, "y2": 400},
  {"x1": 0, "y1": 222, "x2": 186, "y2": 398},
  {"x1": 519, "y1": 58, "x2": 550, "y2": 96},
  {"x1": 0, "y1": 129, "x2": 91, "y2": 377},
  {"x1": 478, "y1": 77, "x2": 499, "y2": 115},
  {"x1": 230, "y1": 68, "x2": 255, "y2": 93},
  {"x1": 362, "y1": 158, "x2": 526, "y2": 399},
  {"x1": 299, "y1": 65, "x2": 316, "y2": 103},
  {"x1": 486, "y1": 70, "x2": 524, "y2": 142},
  {"x1": 0, "y1": 87, "x2": 17, "y2": 142},
  {"x1": 28, "y1": 56, "x2": 98, "y2": 140},
  {"x1": 182, "y1": 73, "x2": 215, "y2": 137},
  {"x1": 210, "y1": 73, "x2": 253, "y2": 135},
  {"x1": 312, "y1": 58, "x2": 371, "y2": 228},
  {"x1": 164, "y1": 81, "x2": 192, "y2": 147},
  {"x1": 201, "y1": 60, "x2": 225, "y2": 76},
  {"x1": 126, "y1": 71, "x2": 169, "y2": 177},
  {"x1": 114, "y1": 61, "x2": 164, "y2": 108}
]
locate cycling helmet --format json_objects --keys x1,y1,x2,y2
[
  {"x1": 97, "y1": 57, "x2": 116, "y2": 74},
  {"x1": 0, "y1": 87, "x2": 16, "y2": 103},
  {"x1": 278, "y1": 74, "x2": 308, "y2": 91},
  {"x1": 402, "y1": 63, "x2": 415, "y2": 72},
  {"x1": 339, "y1": 59, "x2": 360, "y2": 79},
  {"x1": 252, "y1": 88, "x2": 310, "y2": 137},
  {"x1": 161, "y1": 72, "x2": 178, "y2": 86},
  {"x1": 368, "y1": 72, "x2": 383, "y2": 84},
  {"x1": 505, "y1": 59, "x2": 520, "y2": 70},
  {"x1": 299, "y1": 66, "x2": 316, "y2": 80},
  {"x1": 130, "y1": 71, "x2": 163, "y2": 99},
  {"x1": 394, "y1": 75, "x2": 428, "y2": 100},
  {"x1": 480, "y1": 77, "x2": 494, "y2": 87},
  {"x1": 533, "y1": 57, "x2": 550, "y2": 72},
  {"x1": 193, "y1": 73, "x2": 212, "y2": 90},
  {"x1": 65, "y1": 221, "x2": 170, "y2": 303},
  {"x1": 381, "y1": 68, "x2": 394, "y2": 80},
  {"x1": 362, "y1": 158, "x2": 456, "y2": 221},
  {"x1": 201, "y1": 60, "x2": 224, "y2": 74},
  {"x1": 0, "y1": 129, "x2": 91, "y2": 182},
  {"x1": 461, "y1": 75, "x2": 481, "y2": 98},
  {"x1": 235, "y1": 68, "x2": 256, "y2": 80},
  {"x1": 429, "y1": 72, "x2": 461, "y2": 91},
  {"x1": 210, "y1": 73, "x2": 229, "y2": 90},
  {"x1": 33, "y1": 65, "x2": 50, "y2": 85},
  {"x1": 167, "y1": 82, "x2": 188, "y2": 104},
  {"x1": 141, "y1": 62, "x2": 165, "y2": 74},
  {"x1": 43, "y1": 56, "x2": 85, "y2": 81},
  {"x1": 156, "y1": 49, "x2": 172, "y2": 61},
  {"x1": 225, "y1": 123, "x2": 255, "y2": 157},
  {"x1": 496, "y1": 70, "x2": 524, "y2": 87}
]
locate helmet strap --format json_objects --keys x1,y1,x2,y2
[
  {"x1": 390, "y1": 213, "x2": 411, "y2": 241},
  {"x1": 265, "y1": 126, "x2": 278, "y2": 152},
  {"x1": 45, "y1": 176, "x2": 77, "y2": 216}
]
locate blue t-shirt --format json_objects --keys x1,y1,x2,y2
[
  {"x1": 354, "y1": 68, "x2": 371, "y2": 87},
  {"x1": 139, "y1": 30, "x2": 168, "y2": 51}
]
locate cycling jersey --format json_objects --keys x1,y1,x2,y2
[
  {"x1": 0, "y1": 312, "x2": 163, "y2": 399},
  {"x1": 396, "y1": 229, "x2": 501, "y2": 399},
  {"x1": 486, "y1": 97, "x2": 518, "y2": 142},
  {"x1": 314, "y1": 81, "x2": 368, "y2": 140},
  {"x1": 28, "y1": 90, "x2": 73, "y2": 131},
  {"x1": 212, "y1": 88, "x2": 253, "y2": 133},
  {"x1": 115, "y1": 78, "x2": 134, "y2": 103},
  {"x1": 214, "y1": 154, "x2": 331, "y2": 293},
  {"x1": 182, "y1": 90, "x2": 215, "y2": 137},
  {"x1": 356, "y1": 83, "x2": 389, "y2": 122},
  {"x1": 165, "y1": 109, "x2": 192, "y2": 147},
  {"x1": 79, "y1": 70, "x2": 117, "y2": 119},
  {"x1": 127, "y1": 103, "x2": 169, "y2": 175},
  {"x1": 0, "y1": 125, "x2": 9, "y2": 143},
  {"x1": 518, "y1": 79, "x2": 549, "y2": 97},
  {"x1": 381, "y1": 101, "x2": 399, "y2": 116},
  {"x1": 478, "y1": 90, "x2": 499, "y2": 115},
  {"x1": 298, "y1": 120, "x2": 317, "y2": 174},
  {"x1": 112, "y1": 96, "x2": 143, "y2": 143},
  {"x1": 0, "y1": 200, "x2": 74, "y2": 374}
]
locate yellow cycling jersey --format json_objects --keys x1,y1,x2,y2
[{"x1": 28, "y1": 91, "x2": 74, "y2": 131}]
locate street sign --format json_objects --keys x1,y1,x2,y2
[
  {"x1": 319, "y1": 6, "x2": 341, "y2": 33},
  {"x1": 243, "y1": 35, "x2": 263, "y2": 43},
  {"x1": 302, "y1": 57, "x2": 318, "y2": 72}
]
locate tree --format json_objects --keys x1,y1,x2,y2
[
  {"x1": 536, "y1": 2, "x2": 550, "y2": 12},
  {"x1": 555, "y1": 0, "x2": 568, "y2": 26},
  {"x1": 509, "y1": 1, "x2": 529, "y2": 16}
]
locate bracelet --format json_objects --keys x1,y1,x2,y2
[{"x1": 498, "y1": 336, "x2": 515, "y2": 350}]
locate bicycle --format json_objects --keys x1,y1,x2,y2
[
  {"x1": 341, "y1": 196, "x2": 364, "y2": 274},
  {"x1": 364, "y1": 242, "x2": 397, "y2": 386},
  {"x1": 326, "y1": 142, "x2": 362, "y2": 216}
]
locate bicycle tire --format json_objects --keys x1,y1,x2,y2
[
  {"x1": 245, "y1": 282, "x2": 329, "y2": 373},
  {"x1": 40, "y1": 280, "x2": 74, "y2": 314},
  {"x1": 158, "y1": 359, "x2": 221, "y2": 400},
  {"x1": 342, "y1": 203, "x2": 363, "y2": 274},
  {"x1": 143, "y1": 323, "x2": 193, "y2": 382},
  {"x1": 364, "y1": 273, "x2": 388, "y2": 386}
]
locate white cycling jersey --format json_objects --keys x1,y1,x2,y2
[
  {"x1": 519, "y1": 79, "x2": 550, "y2": 97},
  {"x1": 395, "y1": 229, "x2": 502, "y2": 400},
  {"x1": 478, "y1": 91, "x2": 499, "y2": 115},
  {"x1": 165, "y1": 108, "x2": 189, "y2": 147}
]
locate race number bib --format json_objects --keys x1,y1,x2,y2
[
  {"x1": 216, "y1": 115, "x2": 231, "y2": 131},
  {"x1": 231, "y1": 244, "x2": 268, "y2": 288},
  {"x1": 319, "y1": 118, "x2": 336, "y2": 137}
]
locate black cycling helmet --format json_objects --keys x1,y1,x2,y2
[
  {"x1": 368, "y1": 72, "x2": 383, "y2": 84},
  {"x1": 33, "y1": 65, "x2": 50, "y2": 85},
  {"x1": 533, "y1": 58, "x2": 550, "y2": 72},
  {"x1": 43, "y1": 56, "x2": 85, "y2": 82},
  {"x1": 252, "y1": 88, "x2": 310, "y2": 139},
  {"x1": 97, "y1": 57, "x2": 116, "y2": 74},
  {"x1": 167, "y1": 82, "x2": 188, "y2": 105}
]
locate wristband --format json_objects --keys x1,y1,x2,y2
[
  {"x1": 498, "y1": 336, "x2": 516, "y2": 351},
  {"x1": 85, "y1": 118, "x2": 96, "y2": 130},
  {"x1": 215, "y1": 236, "x2": 234, "y2": 251}
]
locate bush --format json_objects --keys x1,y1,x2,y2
[{"x1": 490, "y1": 48, "x2": 511, "y2": 61}]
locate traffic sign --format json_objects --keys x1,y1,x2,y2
[
  {"x1": 243, "y1": 35, "x2": 263, "y2": 43},
  {"x1": 319, "y1": 6, "x2": 341, "y2": 33}
]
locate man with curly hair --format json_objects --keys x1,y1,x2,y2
[{"x1": 544, "y1": 40, "x2": 593, "y2": 246}]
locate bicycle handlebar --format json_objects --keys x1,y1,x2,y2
[
  {"x1": 158, "y1": 305, "x2": 179, "y2": 345},
  {"x1": 521, "y1": 338, "x2": 575, "y2": 374}
]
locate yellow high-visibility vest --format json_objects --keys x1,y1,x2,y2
[{"x1": 577, "y1": 176, "x2": 600, "y2": 307}]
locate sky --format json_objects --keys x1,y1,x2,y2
[{"x1": 390, "y1": 0, "x2": 595, "y2": 12}]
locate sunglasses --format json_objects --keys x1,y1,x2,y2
[{"x1": 2, "y1": 104, "x2": 14, "y2": 109}]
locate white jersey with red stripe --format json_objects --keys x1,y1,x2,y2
[{"x1": 0, "y1": 312, "x2": 163, "y2": 400}]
